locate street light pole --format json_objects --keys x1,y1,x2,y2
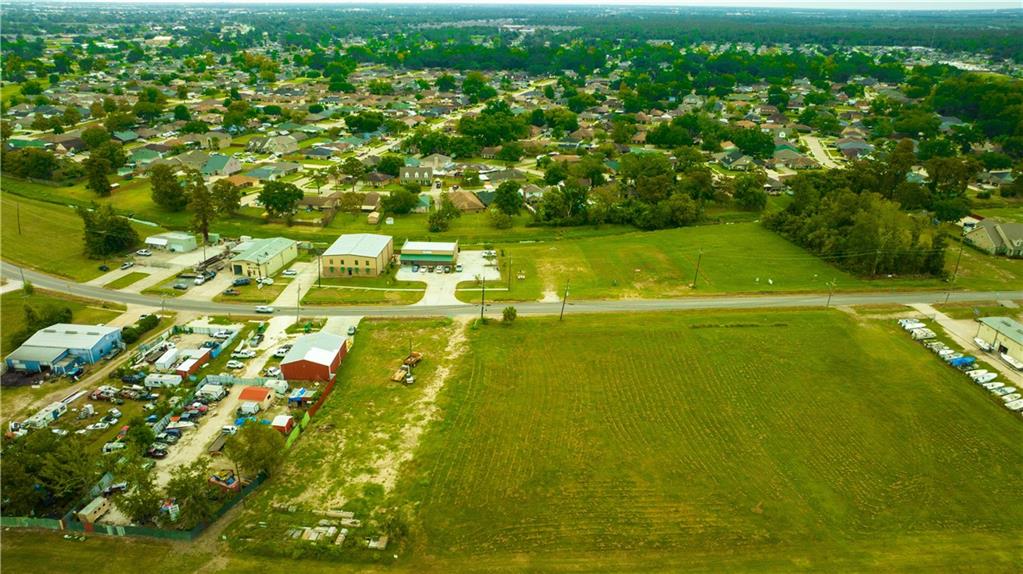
[
  {"x1": 826, "y1": 279, "x2": 835, "y2": 308},
  {"x1": 480, "y1": 276, "x2": 486, "y2": 321},
  {"x1": 296, "y1": 282, "x2": 301, "y2": 322}
]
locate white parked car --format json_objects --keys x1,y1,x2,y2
[
  {"x1": 282, "y1": 269, "x2": 298, "y2": 277},
  {"x1": 264, "y1": 366, "x2": 281, "y2": 377},
  {"x1": 85, "y1": 422, "x2": 110, "y2": 432},
  {"x1": 136, "y1": 249, "x2": 153, "y2": 256},
  {"x1": 231, "y1": 350, "x2": 256, "y2": 359},
  {"x1": 222, "y1": 425, "x2": 238, "y2": 435},
  {"x1": 212, "y1": 330, "x2": 232, "y2": 339},
  {"x1": 258, "y1": 277, "x2": 274, "y2": 285},
  {"x1": 226, "y1": 360, "x2": 245, "y2": 369}
]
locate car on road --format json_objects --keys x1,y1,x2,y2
[
  {"x1": 135, "y1": 249, "x2": 153, "y2": 256},
  {"x1": 348, "y1": 325, "x2": 357, "y2": 336},
  {"x1": 226, "y1": 360, "x2": 245, "y2": 369},
  {"x1": 231, "y1": 350, "x2": 256, "y2": 359},
  {"x1": 120, "y1": 261, "x2": 135, "y2": 270},
  {"x1": 282, "y1": 269, "x2": 298, "y2": 276},
  {"x1": 255, "y1": 305, "x2": 275, "y2": 314}
]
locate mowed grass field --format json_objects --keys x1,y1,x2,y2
[
  {"x1": 482, "y1": 223, "x2": 1023, "y2": 301},
  {"x1": 399, "y1": 310, "x2": 1023, "y2": 571},
  {"x1": 1, "y1": 194, "x2": 165, "y2": 282},
  {"x1": 1, "y1": 288, "x2": 124, "y2": 355}
]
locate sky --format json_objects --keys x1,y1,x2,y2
[{"x1": 50, "y1": 0, "x2": 1023, "y2": 9}]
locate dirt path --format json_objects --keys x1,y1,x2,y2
[{"x1": 356, "y1": 317, "x2": 471, "y2": 492}]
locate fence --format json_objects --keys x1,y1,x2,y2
[{"x1": 8, "y1": 473, "x2": 270, "y2": 541}]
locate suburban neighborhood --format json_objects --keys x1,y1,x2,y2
[{"x1": 0, "y1": 3, "x2": 1021, "y2": 574}]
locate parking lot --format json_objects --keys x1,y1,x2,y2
[{"x1": 396, "y1": 250, "x2": 500, "y2": 306}]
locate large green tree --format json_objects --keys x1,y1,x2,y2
[{"x1": 150, "y1": 164, "x2": 188, "y2": 211}]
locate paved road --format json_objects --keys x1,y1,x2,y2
[
  {"x1": 5, "y1": 262, "x2": 1021, "y2": 319},
  {"x1": 802, "y1": 135, "x2": 841, "y2": 169}
]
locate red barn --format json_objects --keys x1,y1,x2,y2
[{"x1": 279, "y1": 332, "x2": 348, "y2": 382}]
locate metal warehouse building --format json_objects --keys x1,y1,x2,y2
[
  {"x1": 280, "y1": 332, "x2": 349, "y2": 382},
  {"x1": 230, "y1": 237, "x2": 298, "y2": 278},
  {"x1": 977, "y1": 316, "x2": 1023, "y2": 364},
  {"x1": 399, "y1": 240, "x2": 459, "y2": 267},
  {"x1": 322, "y1": 233, "x2": 394, "y2": 278},
  {"x1": 5, "y1": 324, "x2": 123, "y2": 375}
]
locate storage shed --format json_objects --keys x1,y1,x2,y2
[
  {"x1": 78, "y1": 496, "x2": 111, "y2": 523},
  {"x1": 238, "y1": 386, "x2": 274, "y2": 409},
  {"x1": 272, "y1": 414, "x2": 296, "y2": 434}
]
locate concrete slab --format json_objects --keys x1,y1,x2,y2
[{"x1": 397, "y1": 250, "x2": 499, "y2": 307}]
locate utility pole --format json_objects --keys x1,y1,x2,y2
[
  {"x1": 825, "y1": 279, "x2": 836, "y2": 308},
  {"x1": 692, "y1": 250, "x2": 703, "y2": 289},
  {"x1": 559, "y1": 280, "x2": 570, "y2": 321},
  {"x1": 950, "y1": 239, "x2": 965, "y2": 285},
  {"x1": 296, "y1": 282, "x2": 301, "y2": 322},
  {"x1": 17, "y1": 203, "x2": 22, "y2": 235},
  {"x1": 19, "y1": 267, "x2": 27, "y2": 288},
  {"x1": 507, "y1": 256, "x2": 512, "y2": 290},
  {"x1": 317, "y1": 251, "x2": 322, "y2": 288},
  {"x1": 480, "y1": 276, "x2": 486, "y2": 320}
]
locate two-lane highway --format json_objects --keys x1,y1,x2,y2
[{"x1": 4, "y1": 262, "x2": 1020, "y2": 319}]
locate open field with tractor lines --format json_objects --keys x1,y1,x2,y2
[
  {"x1": 399, "y1": 310, "x2": 1023, "y2": 571},
  {"x1": 2, "y1": 310, "x2": 1022, "y2": 572}
]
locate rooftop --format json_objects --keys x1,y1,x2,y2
[
  {"x1": 401, "y1": 240, "x2": 459, "y2": 253},
  {"x1": 281, "y1": 332, "x2": 346, "y2": 367},
  {"x1": 979, "y1": 316, "x2": 1023, "y2": 346},
  {"x1": 231, "y1": 237, "x2": 296, "y2": 264},
  {"x1": 324, "y1": 233, "x2": 393, "y2": 258},
  {"x1": 19, "y1": 323, "x2": 120, "y2": 350}
]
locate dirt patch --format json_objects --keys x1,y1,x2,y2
[{"x1": 353, "y1": 317, "x2": 470, "y2": 492}]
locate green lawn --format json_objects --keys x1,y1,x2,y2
[
  {"x1": 497, "y1": 222, "x2": 1023, "y2": 300},
  {"x1": 395, "y1": 310, "x2": 1023, "y2": 571},
  {"x1": 1, "y1": 289, "x2": 124, "y2": 355},
  {"x1": 140, "y1": 274, "x2": 188, "y2": 298},
  {"x1": 102, "y1": 271, "x2": 150, "y2": 290},
  {"x1": 302, "y1": 285, "x2": 423, "y2": 305},
  {"x1": 212, "y1": 278, "x2": 290, "y2": 303},
  {"x1": 0, "y1": 194, "x2": 162, "y2": 282}
]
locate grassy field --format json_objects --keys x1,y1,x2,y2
[
  {"x1": 488, "y1": 222, "x2": 1023, "y2": 300},
  {"x1": 212, "y1": 278, "x2": 290, "y2": 303},
  {"x1": 4, "y1": 310, "x2": 1023, "y2": 572},
  {"x1": 226, "y1": 318, "x2": 457, "y2": 560},
  {"x1": 396, "y1": 310, "x2": 1023, "y2": 571},
  {"x1": 0, "y1": 194, "x2": 163, "y2": 282},
  {"x1": 1, "y1": 289, "x2": 124, "y2": 355},
  {"x1": 102, "y1": 271, "x2": 150, "y2": 290},
  {"x1": 935, "y1": 301, "x2": 1023, "y2": 321},
  {"x1": 302, "y1": 266, "x2": 426, "y2": 305}
]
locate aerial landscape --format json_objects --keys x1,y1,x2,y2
[{"x1": 0, "y1": 1, "x2": 1021, "y2": 572}]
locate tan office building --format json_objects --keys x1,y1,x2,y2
[{"x1": 321, "y1": 233, "x2": 394, "y2": 277}]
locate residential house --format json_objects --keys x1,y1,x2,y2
[
  {"x1": 964, "y1": 220, "x2": 1023, "y2": 258},
  {"x1": 399, "y1": 166, "x2": 433, "y2": 185},
  {"x1": 202, "y1": 154, "x2": 242, "y2": 177}
]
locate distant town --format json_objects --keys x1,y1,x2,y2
[{"x1": 1, "y1": 4, "x2": 1021, "y2": 573}]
